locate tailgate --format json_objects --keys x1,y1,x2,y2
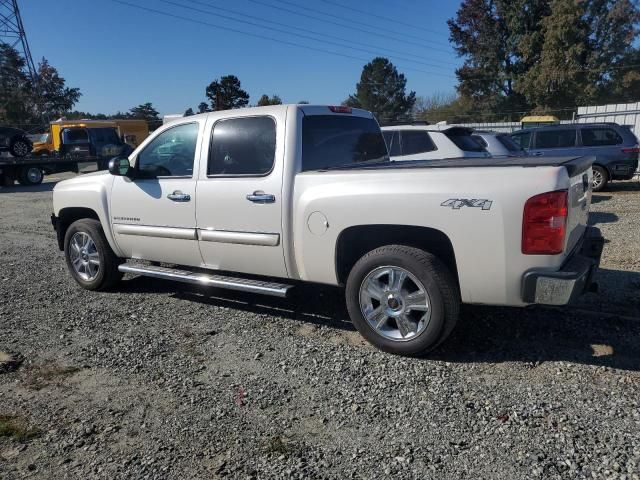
[{"x1": 565, "y1": 159, "x2": 593, "y2": 254}]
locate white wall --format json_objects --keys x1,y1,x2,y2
[{"x1": 455, "y1": 101, "x2": 640, "y2": 138}]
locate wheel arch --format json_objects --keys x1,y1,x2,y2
[
  {"x1": 56, "y1": 207, "x2": 100, "y2": 250},
  {"x1": 592, "y1": 162, "x2": 611, "y2": 176},
  {"x1": 335, "y1": 224, "x2": 459, "y2": 287}
]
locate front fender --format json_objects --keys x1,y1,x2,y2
[{"x1": 52, "y1": 174, "x2": 123, "y2": 257}]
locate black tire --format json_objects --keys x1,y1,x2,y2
[
  {"x1": 17, "y1": 166, "x2": 43, "y2": 186},
  {"x1": 64, "y1": 219, "x2": 123, "y2": 290},
  {"x1": 345, "y1": 245, "x2": 460, "y2": 357},
  {"x1": 9, "y1": 137, "x2": 31, "y2": 157},
  {"x1": 592, "y1": 165, "x2": 609, "y2": 192},
  {"x1": 1, "y1": 173, "x2": 12, "y2": 187}
]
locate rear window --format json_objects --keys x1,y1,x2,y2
[
  {"x1": 302, "y1": 115, "x2": 388, "y2": 171},
  {"x1": 471, "y1": 135, "x2": 488, "y2": 148},
  {"x1": 382, "y1": 130, "x2": 400, "y2": 156},
  {"x1": 581, "y1": 128, "x2": 623, "y2": 147},
  {"x1": 63, "y1": 129, "x2": 89, "y2": 144},
  {"x1": 91, "y1": 128, "x2": 120, "y2": 144},
  {"x1": 496, "y1": 134, "x2": 523, "y2": 152},
  {"x1": 445, "y1": 129, "x2": 485, "y2": 152},
  {"x1": 534, "y1": 129, "x2": 577, "y2": 149},
  {"x1": 401, "y1": 130, "x2": 437, "y2": 155}
]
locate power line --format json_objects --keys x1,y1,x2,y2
[
  {"x1": 244, "y1": 0, "x2": 455, "y2": 54},
  {"x1": 182, "y1": 0, "x2": 459, "y2": 67},
  {"x1": 111, "y1": 0, "x2": 459, "y2": 80},
  {"x1": 269, "y1": 0, "x2": 453, "y2": 49},
  {"x1": 320, "y1": 0, "x2": 449, "y2": 37},
  {"x1": 168, "y1": 0, "x2": 458, "y2": 71}
]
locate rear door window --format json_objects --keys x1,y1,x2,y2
[
  {"x1": 382, "y1": 131, "x2": 400, "y2": 156},
  {"x1": 511, "y1": 131, "x2": 532, "y2": 149},
  {"x1": 400, "y1": 130, "x2": 436, "y2": 155},
  {"x1": 534, "y1": 129, "x2": 577, "y2": 149},
  {"x1": 208, "y1": 116, "x2": 276, "y2": 176},
  {"x1": 301, "y1": 115, "x2": 388, "y2": 171},
  {"x1": 580, "y1": 128, "x2": 623, "y2": 147}
]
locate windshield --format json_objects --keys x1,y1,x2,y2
[
  {"x1": 301, "y1": 115, "x2": 388, "y2": 171},
  {"x1": 28, "y1": 133, "x2": 49, "y2": 143}
]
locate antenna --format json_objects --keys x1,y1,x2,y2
[{"x1": 0, "y1": 0, "x2": 37, "y2": 83}]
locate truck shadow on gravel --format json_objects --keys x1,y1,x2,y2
[
  {"x1": 588, "y1": 211, "x2": 619, "y2": 225},
  {"x1": 118, "y1": 276, "x2": 355, "y2": 332},
  {"x1": 433, "y1": 267, "x2": 640, "y2": 371},
  {"x1": 118, "y1": 267, "x2": 640, "y2": 371}
]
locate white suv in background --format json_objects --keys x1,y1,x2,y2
[
  {"x1": 472, "y1": 131, "x2": 526, "y2": 158},
  {"x1": 381, "y1": 123, "x2": 489, "y2": 161}
]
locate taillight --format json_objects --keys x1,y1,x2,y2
[
  {"x1": 328, "y1": 106, "x2": 352, "y2": 114},
  {"x1": 621, "y1": 146, "x2": 640, "y2": 154},
  {"x1": 522, "y1": 191, "x2": 568, "y2": 255}
]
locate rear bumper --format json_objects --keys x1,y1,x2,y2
[{"x1": 522, "y1": 227, "x2": 604, "y2": 305}]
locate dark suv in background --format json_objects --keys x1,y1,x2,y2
[{"x1": 511, "y1": 123, "x2": 639, "y2": 191}]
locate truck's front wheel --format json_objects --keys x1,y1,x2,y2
[
  {"x1": 64, "y1": 219, "x2": 123, "y2": 290},
  {"x1": 345, "y1": 245, "x2": 460, "y2": 356}
]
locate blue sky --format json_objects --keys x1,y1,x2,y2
[{"x1": 20, "y1": 0, "x2": 462, "y2": 116}]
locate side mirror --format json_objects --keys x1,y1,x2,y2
[{"x1": 108, "y1": 156, "x2": 132, "y2": 177}]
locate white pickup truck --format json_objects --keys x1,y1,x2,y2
[{"x1": 51, "y1": 104, "x2": 604, "y2": 356}]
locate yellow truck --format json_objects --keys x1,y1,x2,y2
[{"x1": 32, "y1": 119, "x2": 149, "y2": 156}]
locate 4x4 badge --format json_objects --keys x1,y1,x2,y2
[{"x1": 441, "y1": 198, "x2": 493, "y2": 210}]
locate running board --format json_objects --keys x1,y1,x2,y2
[{"x1": 118, "y1": 263, "x2": 293, "y2": 298}]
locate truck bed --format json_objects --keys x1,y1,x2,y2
[{"x1": 377, "y1": 155, "x2": 594, "y2": 176}]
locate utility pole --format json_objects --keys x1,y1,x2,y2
[{"x1": 0, "y1": 0, "x2": 37, "y2": 84}]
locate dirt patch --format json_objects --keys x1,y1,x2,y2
[
  {"x1": 0, "y1": 351, "x2": 23, "y2": 374},
  {"x1": 0, "y1": 414, "x2": 39, "y2": 442},
  {"x1": 21, "y1": 363, "x2": 82, "y2": 390}
]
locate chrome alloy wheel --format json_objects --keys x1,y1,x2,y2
[
  {"x1": 13, "y1": 141, "x2": 29, "y2": 156},
  {"x1": 359, "y1": 266, "x2": 432, "y2": 342},
  {"x1": 69, "y1": 232, "x2": 100, "y2": 281},
  {"x1": 592, "y1": 168, "x2": 604, "y2": 190}
]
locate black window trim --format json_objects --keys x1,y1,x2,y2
[
  {"x1": 399, "y1": 129, "x2": 438, "y2": 155},
  {"x1": 206, "y1": 114, "x2": 278, "y2": 179},
  {"x1": 532, "y1": 126, "x2": 578, "y2": 150},
  {"x1": 134, "y1": 121, "x2": 200, "y2": 179}
]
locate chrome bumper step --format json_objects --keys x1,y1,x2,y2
[{"x1": 118, "y1": 263, "x2": 293, "y2": 298}]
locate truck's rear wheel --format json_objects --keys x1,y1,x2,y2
[
  {"x1": 64, "y1": 219, "x2": 123, "y2": 290},
  {"x1": 17, "y1": 166, "x2": 43, "y2": 186},
  {"x1": 345, "y1": 245, "x2": 460, "y2": 356}
]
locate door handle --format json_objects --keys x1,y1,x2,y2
[
  {"x1": 246, "y1": 190, "x2": 275, "y2": 204},
  {"x1": 532, "y1": 151, "x2": 544, "y2": 156},
  {"x1": 167, "y1": 190, "x2": 191, "y2": 202}
]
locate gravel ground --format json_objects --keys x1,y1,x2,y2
[{"x1": 1, "y1": 174, "x2": 639, "y2": 480}]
